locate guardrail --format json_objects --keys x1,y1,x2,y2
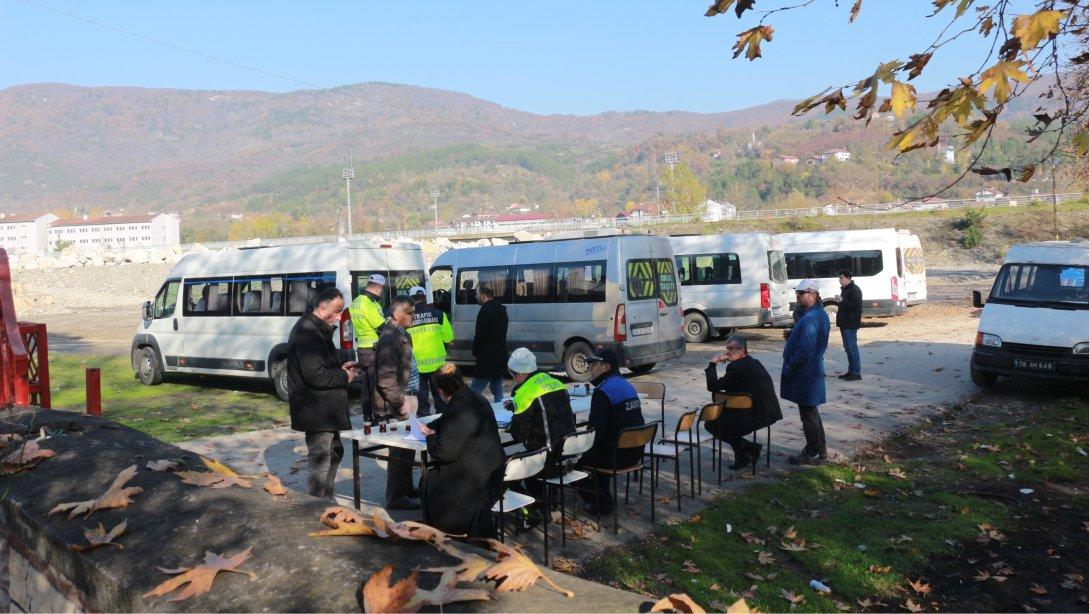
[{"x1": 176, "y1": 192, "x2": 1084, "y2": 250}]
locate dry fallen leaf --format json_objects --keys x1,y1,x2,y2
[
  {"x1": 145, "y1": 459, "x2": 179, "y2": 472},
  {"x1": 780, "y1": 540, "x2": 808, "y2": 552},
  {"x1": 726, "y1": 598, "x2": 753, "y2": 613},
  {"x1": 263, "y1": 474, "x2": 287, "y2": 496},
  {"x1": 1, "y1": 440, "x2": 55, "y2": 474},
  {"x1": 782, "y1": 526, "x2": 798, "y2": 540},
  {"x1": 72, "y1": 520, "x2": 127, "y2": 552},
  {"x1": 745, "y1": 572, "x2": 765, "y2": 581},
  {"x1": 833, "y1": 600, "x2": 852, "y2": 612},
  {"x1": 887, "y1": 467, "x2": 908, "y2": 479},
  {"x1": 869, "y1": 565, "x2": 892, "y2": 574},
  {"x1": 973, "y1": 570, "x2": 991, "y2": 581},
  {"x1": 780, "y1": 588, "x2": 805, "y2": 604},
  {"x1": 419, "y1": 543, "x2": 493, "y2": 583},
  {"x1": 756, "y1": 551, "x2": 775, "y2": 565},
  {"x1": 1029, "y1": 583, "x2": 1048, "y2": 595},
  {"x1": 740, "y1": 532, "x2": 765, "y2": 545},
  {"x1": 176, "y1": 457, "x2": 252, "y2": 489},
  {"x1": 309, "y1": 506, "x2": 377, "y2": 537},
  {"x1": 551, "y1": 556, "x2": 580, "y2": 574},
  {"x1": 903, "y1": 598, "x2": 924, "y2": 612},
  {"x1": 362, "y1": 565, "x2": 490, "y2": 613},
  {"x1": 144, "y1": 548, "x2": 256, "y2": 602},
  {"x1": 49, "y1": 465, "x2": 144, "y2": 518},
  {"x1": 682, "y1": 559, "x2": 702, "y2": 573},
  {"x1": 650, "y1": 593, "x2": 707, "y2": 613},
  {"x1": 477, "y1": 538, "x2": 574, "y2": 597},
  {"x1": 907, "y1": 579, "x2": 932, "y2": 595}
]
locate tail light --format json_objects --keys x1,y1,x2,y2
[
  {"x1": 760, "y1": 283, "x2": 771, "y2": 309},
  {"x1": 656, "y1": 298, "x2": 667, "y2": 315},
  {"x1": 340, "y1": 309, "x2": 354, "y2": 350},
  {"x1": 891, "y1": 276, "x2": 899, "y2": 302},
  {"x1": 614, "y1": 304, "x2": 627, "y2": 342}
]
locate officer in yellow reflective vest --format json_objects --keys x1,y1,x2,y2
[
  {"x1": 350, "y1": 274, "x2": 387, "y2": 423},
  {"x1": 406, "y1": 286, "x2": 454, "y2": 415},
  {"x1": 506, "y1": 347, "x2": 576, "y2": 480}
]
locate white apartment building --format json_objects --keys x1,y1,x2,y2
[
  {"x1": 47, "y1": 213, "x2": 181, "y2": 251},
  {"x1": 0, "y1": 213, "x2": 60, "y2": 255}
]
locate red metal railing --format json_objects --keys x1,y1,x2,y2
[{"x1": 0, "y1": 248, "x2": 50, "y2": 409}]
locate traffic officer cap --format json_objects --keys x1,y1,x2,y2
[{"x1": 367, "y1": 273, "x2": 387, "y2": 286}]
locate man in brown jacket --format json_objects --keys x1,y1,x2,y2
[{"x1": 373, "y1": 296, "x2": 420, "y2": 510}]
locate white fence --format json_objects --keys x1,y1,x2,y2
[{"x1": 181, "y1": 192, "x2": 1084, "y2": 251}]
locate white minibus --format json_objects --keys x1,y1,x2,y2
[
  {"x1": 970, "y1": 239, "x2": 1089, "y2": 387},
  {"x1": 898, "y1": 230, "x2": 928, "y2": 305},
  {"x1": 669, "y1": 232, "x2": 793, "y2": 342},
  {"x1": 131, "y1": 240, "x2": 427, "y2": 400},
  {"x1": 430, "y1": 234, "x2": 685, "y2": 381},
  {"x1": 778, "y1": 228, "x2": 921, "y2": 317}
]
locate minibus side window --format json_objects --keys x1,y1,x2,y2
[
  {"x1": 285, "y1": 272, "x2": 337, "y2": 316},
  {"x1": 785, "y1": 250, "x2": 883, "y2": 279},
  {"x1": 153, "y1": 281, "x2": 180, "y2": 319},
  {"x1": 767, "y1": 251, "x2": 788, "y2": 283},
  {"x1": 556, "y1": 261, "x2": 606, "y2": 302},
  {"x1": 690, "y1": 253, "x2": 740, "y2": 285},
  {"x1": 234, "y1": 276, "x2": 285, "y2": 316},
  {"x1": 183, "y1": 279, "x2": 233, "y2": 316},
  {"x1": 514, "y1": 265, "x2": 554, "y2": 304},
  {"x1": 456, "y1": 267, "x2": 511, "y2": 304},
  {"x1": 430, "y1": 268, "x2": 453, "y2": 315},
  {"x1": 675, "y1": 256, "x2": 692, "y2": 286},
  {"x1": 626, "y1": 259, "x2": 657, "y2": 300}
]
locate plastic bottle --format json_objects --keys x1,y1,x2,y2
[{"x1": 809, "y1": 580, "x2": 831, "y2": 594}]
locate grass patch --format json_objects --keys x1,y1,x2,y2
[
  {"x1": 585, "y1": 394, "x2": 1089, "y2": 612},
  {"x1": 48, "y1": 353, "x2": 290, "y2": 442}
]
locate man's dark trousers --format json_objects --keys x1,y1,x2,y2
[
  {"x1": 799, "y1": 405, "x2": 827, "y2": 456},
  {"x1": 356, "y1": 348, "x2": 376, "y2": 422},
  {"x1": 416, "y1": 371, "x2": 447, "y2": 417},
  {"x1": 305, "y1": 431, "x2": 343, "y2": 499}
]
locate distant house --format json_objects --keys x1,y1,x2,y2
[
  {"x1": 820, "y1": 148, "x2": 852, "y2": 162},
  {"x1": 47, "y1": 213, "x2": 181, "y2": 251},
  {"x1": 939, "y1": 144, "x2": 956, "y2": 165},
  {"x1": 772, "y1": 155, "x2": 800, "y2": 167},
  {"x1": 701, "y1": 199, "x2": 737, "y2": 222},
  {"x1": 822, "y1": 203, "x2": 839, "y2": 216},
  {"x1": 0, "y1": 213, "x2": 59, "y2": 254},
  {"x1": 804, "y1": 157, "x2": 822, "y2": 167},
  {"x1": 974, "y1": 189, "x2": 1004, "y2": 202}
]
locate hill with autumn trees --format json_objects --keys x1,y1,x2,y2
[{"x1": 0, "y1": 81, "x2": 1064, "y2": 242}]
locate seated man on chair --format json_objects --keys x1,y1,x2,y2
[
  {"x1": 705, "y1": 334, "x2": 783, "y2": 470},
  {"x1": 507, "y1": 347, "x2": 576, "y2": 481},
  {"x1": 577, "y1": 348, "x2": 644, "y2": 515}
]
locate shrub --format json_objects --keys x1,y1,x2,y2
[{"x1": 961, "y1": 225, "x2": 984, "y2": 248}]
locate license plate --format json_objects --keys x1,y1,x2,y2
[
  {"x1": 630, "y1": 323, "x2": 653, "y2": 336},
  {"x1": 1013, "y1": 359, "x2": 1055, "y2": 371}
]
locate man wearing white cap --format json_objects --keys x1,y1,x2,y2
[
  {"x1": 506, "y1": 348, "x2": 576, "y2": 482},
  {"x1": 781, "y1": 279, "x2": 831, "y2": 465},
  {"x1": 350, "y1": 273, "x2": 387, "y2": 423},
  {"x1": 406, "y1": 285, "x2": 454, "y2": 415}
]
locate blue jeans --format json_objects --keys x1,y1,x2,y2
[
  {"x1": 469, "y1": 377, "x2": 504, "y2": 403},
  {"x1": 840, "y1": 327, "x2": 861, "y2": 375}
]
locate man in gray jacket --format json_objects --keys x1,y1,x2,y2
[{"x1": 373, "y1": 296, "x2": 421, "y2": 510}]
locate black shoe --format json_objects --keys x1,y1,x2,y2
[
  {"x1": 749, "y1": 442, "x2": 764, "y2": 466},
  {"x1": 819, "y1": 448, "x2": 829, "y2": 460},
  {"x1": 387, "y1": 496, "x2": 422, "y2": 510},
  {"x1": 788, "y1": 451, "x2": 822, "y2": 466},
  {"x1": 406, "y1": 488, "x2": 421, "y2": 499},
  {"x1": 837, "y1": 373, "x2": 850, "y2": 379},
  {"x1": 843, "y1": 373, "x2": 862, "y2": 381},
  {"x1": 583, "y1": 502, "x2": 613, "y2": 516},
  {"x1": 729, "y1": 451, "x2": 752, "y2": 471}
]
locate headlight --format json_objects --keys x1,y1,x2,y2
[
  {"x1": 976, "y1": 332, "x2": 1002, "y2": 347},
  {"x1": 1074, "y1": 342, "x2": 1089, "y2": 354}
]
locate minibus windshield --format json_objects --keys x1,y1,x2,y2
[{"x1": 990, "y1": 263, "x2": 1089, "y2": 307}]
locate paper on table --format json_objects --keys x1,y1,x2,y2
[{"x1": 404, "y1": 413, "x2": 426, "y2": 442}]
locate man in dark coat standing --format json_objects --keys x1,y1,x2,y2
[
  {"x1": 287, "y1": 286, "x2": 360, "y2": 499},
  {"x1": 470, "y1": 285, "x2": 508, "y2": 402},
  {"x1": 419, "y1": 363, "x2": 505, "y2": 538},
  {"x1": 705, "y1": 335, "x2": 783, "y2": 470},
  {"x1": 782, "y1": 279, "x2": 831, "y2": 466},
  {"x1": 834, "y1": 269, "x2": 863, "y2": 381},
  {"x1": 373, "y1": 296, "x2": 421, "y2": 510}
]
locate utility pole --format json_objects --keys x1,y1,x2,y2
[
  {"x1": 342, "y1": 164, "x2": 355, "y2": 238},
  {"x1": 664, "y1": 152, "x2": 678, "y2": 216},
  {"x1": 1051, "y1": 157, "x2": 1059, "y2": 240},
  {"x1": 430, "y1": 189, "x2": 440, "y2": 232}
]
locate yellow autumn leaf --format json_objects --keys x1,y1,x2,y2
[
  {"x1": 977, "y1": 61, "x2": 1030, "y2": 103},
  {"x1": 1072, "y1": 130, "x2": 1089, "y2": 155},
  {"x1": 890, "y1": 81, "x2": 916, "y2": 119},
  {"x1": 732, "y1": 25, "x2": 774, "y2": 61},
  {"x1": 1012, "y1": 10, "x2": 1065, "y2": 52}
]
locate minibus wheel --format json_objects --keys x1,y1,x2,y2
[
  {"x1": 271, "y1": 360, "x2": 291, "y2": 401},
  {"x1": 629, "y1": 363, "x2": 655, "y2": 375},
  {"x1": 563, "y1": 341, "x2": 594, "y2": 382},
  {"x1": 683, "y1": 312, "x2": 710, "y2": 343},
  {"x1": 136, "y1": 347, "x2": 163, "y2": 386}
]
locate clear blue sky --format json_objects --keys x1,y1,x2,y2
[{"x1": 1, "y1": 0, "x2": 1004, "y2": 115}]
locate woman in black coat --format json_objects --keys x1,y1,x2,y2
[
  {"x1": 705, "y1": 335, "x2": 783, "y2": 470},
  {"x1": 420, "y1": 364, "x2": 505, "y2": 538}
]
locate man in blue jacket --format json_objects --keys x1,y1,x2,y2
[{"x1": 781, "y1": 279, "x2": 831, "y2": 466}]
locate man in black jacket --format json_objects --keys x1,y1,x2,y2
[
  {"x1": 287, "y1": 287, "x2": 360, "y2": 499},
  {"x1": 507, "y1": 347, "x2": 576, "y2": 480},
  {"x1": 577, "y1": 348, "x2": 644, "y2": 515},
  {"x1": 374, "y1": 296, "x2": 421, "y2": 510},
  {"x1": 705, "y1": 335, "x2": 783, "y2": 470},
  {"x1": 470, "y1": 285, "x2": 508, "y2": 402},
  {"x1": 835, "y1": 269, "x2": 863, "y2": 381}
]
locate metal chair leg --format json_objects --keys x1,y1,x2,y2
[
  {"x1": 543, "y1": 488, "x2": 550, "y2": 564},
  {"x1": 650, "y1": 459, "x2": 656, "y2": 524},
  {"x1": 560, "y1": 481, "x2": 567, "y2": 548},
  {"x1": 626, "y1": 473, "x2": 632, "y2": 503},
  {"x1": 593, "y1": 473, "x2": 602, "y2": 532},
  {"x1": 613, "y1": 474, "x2": 619, "y2": 534},
  {"x1": 696, "y1": 441, "x2": 703, "y2": 496},
  {"x1": 674, "y1": 453, "x2": 681, "y2": 511},
  {"x1": 498, "y1": 497, "x2": 506, "y2": 543},
  {"x1": 767, "y1": 426, "x2": 772, "y2": 468}
]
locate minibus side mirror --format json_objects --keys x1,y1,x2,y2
[
  {"x1": 143, "y1": 300, "x2": 154, "y2": 321},
  {"x1": 971, "y1": 290, "x2": 984, "y2": 308}
]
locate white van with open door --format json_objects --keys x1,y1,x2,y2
[
  {"x1": 970, "y1": 239, "x2": 1089, "y2": 387},
  {"x1": 131, "y1": 240, "x2": 427, "y2": 400}
]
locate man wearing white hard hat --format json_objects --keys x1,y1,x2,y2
[
  {"x1": 350, "y1": 273, "x2": 387, "y2": 423},
  {"x1": 406, "y1": 285, "x2": 454, "y2": 415},
  {"x1": 781, "y1": 279, "x2": 831, "y2": 465},
  {"x1": 506, "y1": 348, "x2": 576, "y2": 482}
]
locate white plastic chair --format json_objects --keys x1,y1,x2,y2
[
  {"x1": 540, "y1": 429, "x2": 598, "y2": 541},
  {"x1": 492, "y1": 448, "x2": 549, "y2": 553}
]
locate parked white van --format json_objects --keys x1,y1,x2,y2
[
  {"x1": 970, "y1": 239, "x2": 1089, "y2": 387},
  {"x1": 131, "y1": 240, "x2": 427, "y2": 400},
  {"x1": 669, "y1": 232, "x2": 793, "y2": 342},
  {"x1": 898, "y1": 230, "x2": 928, "y2": 305},
  {"x1": 430, "y1": 234, "x2": 685, "y2": 381},
  {"x1": 778, "y1": 228, "x2": 921, "y2": 317}
]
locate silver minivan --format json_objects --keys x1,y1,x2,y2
[
  {"x1": 670, "y1": 232, "x2": 792, "y2": 342},
  {"x1": 430, "y1": 233, "x2": 685, "y2": 381}
]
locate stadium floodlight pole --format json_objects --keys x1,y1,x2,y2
[
  {"x1": 664, "y1": 152, "x2": 678, "y2": 216},
  {"x1": 430, "y1": 189, "x2": 440, "y2": 232},
  {"x1": 342, "y1": 166, "x2": 356, "y2": 237},
  {"x1": 1051, "y1": 157, "x2": 1059, "y2": 240}
]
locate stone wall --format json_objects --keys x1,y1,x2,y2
[{"x1": 0, "y1": 409, "x2": 643, "y2": 612}]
